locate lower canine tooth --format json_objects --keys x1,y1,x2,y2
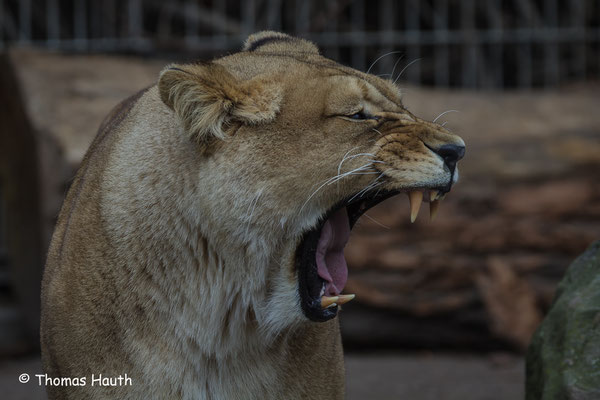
[
  {"x1": 321, "y1": 296, "x2": 339, "y2": 309},
  {"x1": 430, "y1": 199, "x2": 440, "y2": 220},
  {"x1": 326, "y1": 303, "x2": 338, "y2": 309},
  {"x1": 337, "y1": 294, "x2": 355, "y2": 305},
  {"x1": 408, "y1": 191, "x2": 423, "y2": 223}
]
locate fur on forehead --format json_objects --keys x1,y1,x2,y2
[{"x1": 243, "y1": 31, "x2": 320, "y2": 55}]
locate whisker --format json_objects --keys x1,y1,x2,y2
[
  {"x1": 338, "y1": 146, "x2": 360, "y2": 176},
  {"x1": 366, "y1": 50, "x2": 404, "y2": 74},
  {"x1": 327, "y1": 164, "x2": 373, "y2": 185},
  {"x1": 372, "y1": 128, "x2": 383, "y2": 136},
  {"x1": 340, "y1": 152, "x2": 376, "y2": 169},
  {"x1": 299, "y1": 163, "x2": 374, "y2": 214},
  {"x1": 389, "y1": 55, "x2": 405, "y2": 81},
  {"x1": 349, "y1": 174, "x2": 385, "y2": 203},
  {"x1": 363, "y1": 213, "x2": 391, "y2": 230},
  {"x1": 336, "y1": 149, "x2": 375, "y2": 194},
  {"x1": 345, "y1": 153, "x2": 376, "y2": 160},
  {"x1": 432, "y1": 109, "x2": 459, "y2": 123},
  {"x1": 351, "y1": 180, "x2": 385, "y2": 202},
  {"x1": 348, "y1": 187, "x2": 368, "y2": 203},
  {"x1": 393, "y1": 58, "x2": 422, "y2": 84},
  {"x1": 344, "y1": 172, "x2": 381, "y2": 176}
]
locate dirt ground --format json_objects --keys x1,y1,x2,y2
[
  {"x1": 345, "y1": 352, "x2": 524, "y2": 400},
  {"x1": 1, "y1": 352, "x2": 523, "y2": 400}
]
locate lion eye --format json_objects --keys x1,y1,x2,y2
[{"x1": 348, "y1": 111, "x2": 370, "y2": 120}]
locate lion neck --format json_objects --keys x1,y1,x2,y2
[{"x1": 133, "y1": 219, "x2": 303, "y2": 358}]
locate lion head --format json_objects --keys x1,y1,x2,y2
[{"x1": 156, "y1": 31, "x2": 465, "y2": 332}]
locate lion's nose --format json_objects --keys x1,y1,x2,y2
[{"x1": 434, "y1": 144, "x2": 465, "y2": 171}]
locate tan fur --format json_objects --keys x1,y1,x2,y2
[
  {"x1": 159, "y1": 63, "x2": 282, "y2": 147},
  {"x1": 41, "y1": 32, "x2": 464, "y2": 399}
]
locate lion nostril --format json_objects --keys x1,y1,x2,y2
[{"x1": 435, "y1": 144, "x2": 465, "y2": 170}]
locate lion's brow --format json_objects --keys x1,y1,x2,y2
[
  {"x1": 325, "y1": 73, "x2": 402, "y2": 110},
  {"x1": 321, "y1": 72, "x2": 402, "y2": 108},
  {"x1": 242, "y1": 51, "x2": 402, "y2": 106}
]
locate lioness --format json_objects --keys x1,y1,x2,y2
[{"x1": 41, "y1": 31, "x2": 464, "y2": 399}]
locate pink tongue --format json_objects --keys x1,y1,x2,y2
[{"x1": 315, "y1": 207, "x2": 350, "y2": 296}]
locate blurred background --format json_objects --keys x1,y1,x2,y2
[{"x1": 0, "y1": 0, "x2": 599, "y2": 399}]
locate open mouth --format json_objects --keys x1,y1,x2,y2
[{"x1": 295, "y1": 187, "x2": 449, "y2": 322}]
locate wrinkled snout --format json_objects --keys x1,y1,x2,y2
[{"x1": 372, "y1": 116, "x2": 465, "y2": 193}]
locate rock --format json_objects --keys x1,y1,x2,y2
[{"x1": 526, "y1": 241, "x2": 600, "y2": 399}]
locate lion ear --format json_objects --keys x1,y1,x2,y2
[
  {"x1": 243, "y1": 31, "x2": 319, "y2": 54},
  {"x1": 158, "y1": 63, "x2": 282, "y2": 145}
]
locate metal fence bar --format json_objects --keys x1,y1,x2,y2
[
  {"x1": 212, "y1": 0, "x2": 228, "y2": 47},
  {"x1": 18, "y1": 0, "x2": 31, "y2": 43},
  {"x1": 433, "y1": 0, "x2": 449, "y2": 87},
  {"x1": 7, "y1": 26, "x2": 599, "y2": 51},
  {"x1": 378, "y1": 0, "x2": 394, "y2": 76},
  {"x1": 544, "y1": 0, "x2": 560, "y2": 87},
  {"x1": 461, "y1": 0, "x2": 477, "y2": 88},
  {"x1": 1, "y1": 0, "x2": 598, "y2": 89},
  {"x1": 128, "y1": 0, "x2": 143, "y2": 46},
  {"x1": 325, "y1": 0, "x2": 338, "y2": 60},
  {"x1": 0, "y1": 1, "x2": 3, "y2": 52},
  {"x1": 405, "y1": 0, "x2": 421, "y2": 84},
  {"x1": 486, "y1": 0, "x2": 504, "y2": 88},
  {"x1": 571, "y1": 0, "x2": 586, "y2": 79},
  {"x1": 597, "y1": 2, "x2": 600, "y2": 81},
  {"x1": 242, "y1": 0, "x2": 256, "y2": 37},
  {"x1": 185, "y1": 0, "x2": 199, "y2": 48},
  {"x1": 0, "y1": 0, "x2": 19, "y2": 44},
  {"x1": 6, "y1": 26, "x2": 598, "y2": 50},
  {"x1": 105, "y1": 0, "x2": 116, "y2": 40},
  {"x1": 516, "y1": 0, "x2": 533, "y2": 88},
  {"x1": 266, "y1": 0, "x2": 281, "y2": 31},
  {"x1": 513, "y1": 0, "x2": 539, "y2": 88},
  {"x1": 296, "y1": 0, "x2": 309, "y2": 35},
  {"x1": 89, "y1": 0, "x2": 97, "y2": 40},
  {"x1": 47, "y1": 0, "x2": 60, "y2": 47},
  {"x1": 350, "y1": 0, "x2": 365, "y2": 72},
  {"x1": 307, "y1": 28, "x2": 598, "y2": 46},
  {"x1": 73, "y1": 0, "x2": 88, "y2": 50}
]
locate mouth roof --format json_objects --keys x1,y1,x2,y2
[
  {"x1": 315, "y1": 207, "x2": 350, "y2": 297},
  {"x1": 296, "y1": 187, "x2": 449, "y2": 322}
]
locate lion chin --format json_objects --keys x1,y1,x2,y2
[{"x1": 40, "y1": 31, "x2": 465, "y2": 400}]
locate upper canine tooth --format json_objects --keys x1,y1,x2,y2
[
  {"x1": 408, "y1": 191, "x2": 423, "y2": 223},
  {"x1": 430, "y1": 190, "x2": 439, "y2": 201},
  {"x1": 337, "y1": 294, "x2": 355, "y2": 305},
  {"x1": 430, "y1": 199, "x2": 440, "y2": 220},
  {"x1": 321, "y1": 296, "x2": 339, "y2": 309}
]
